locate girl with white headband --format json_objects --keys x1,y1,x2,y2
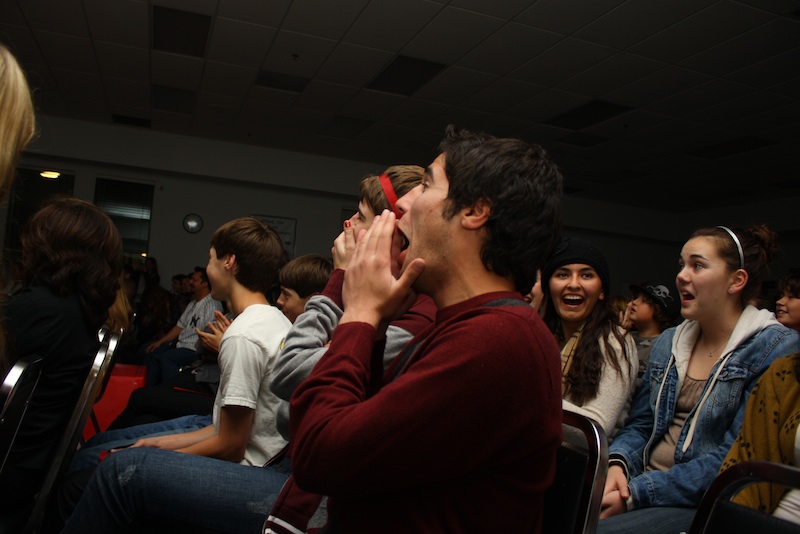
[{"x1": 597, "y1": 224, "x2": 800, "y2": 534}]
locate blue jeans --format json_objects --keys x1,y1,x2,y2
[
  {"x1": 597, "y1": 506, "x2": 697, "y2": 534},
  {"x1": 61, "y1": 449, "x2": 292, "y2": 533},
  {"x1": 69, "y1": 414, "x2": 212, "y2": 472},
  {"x1": 145, "y1": 346, "x2": 197, "y2": 385}
]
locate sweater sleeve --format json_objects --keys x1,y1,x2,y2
[
  {"x1": 288, "y1": 311, "x2": 562, "y2": 497},
  {"x1": 270, "y1": 295, "x2": 342, "y2": 401},
  {"x1": 563, "y1": 330, "x2": 638, "y2": 438}
]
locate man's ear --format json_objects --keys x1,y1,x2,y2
[{"x1": 462, "y1": 198, "x2": 492, "y2": 230}]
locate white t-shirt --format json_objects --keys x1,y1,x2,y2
[
  {"x1": 212, "y1": 304, "x2": 292, "y2": 466},
  {"x1": 773, "y1": 425, "x2": 800, "y2": 523}
]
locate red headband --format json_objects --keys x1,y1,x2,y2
[{"x1": 379, "y1": 173, "x2": 400, "y2": 217}]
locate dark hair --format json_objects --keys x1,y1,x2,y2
[
  {"x1": 637, "y1": 291, "x2": 676, "y2": 331},
  {"x1": 777, "y1": 269, "x2": 800, "y2": 299},
  {"x1": 542, "y1": 254, "x2": 632, "y2": 405},
  {"x1": 438, "y1": 125, "x2": 563, "y2": 294},
  {"x1": 690, "y1": 224, "x2": 779, "y2": 305},
  {"x1": 21, "y1": 196, "x2": 123, "y2": 329},
  {"x1": 193, "y1": 266, "x2": 210, "y2": 288},
  {"x1": 210, "y1": 217, "x2": 286, "y2": 296},
  {"x1": 279, "y1": 254, "x2": 333, "y2": 298}
]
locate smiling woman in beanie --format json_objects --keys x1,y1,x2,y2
[{"x1": 541, "y1": 237, "x2": 638, "y2": 439}]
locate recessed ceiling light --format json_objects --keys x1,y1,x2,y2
[{"x1": 40, "y1": 170, "x2": 60, "y2": 179}]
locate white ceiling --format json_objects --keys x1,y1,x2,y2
[{"x1": 1, "y1": 0, "x2": 798, "y2": 213}]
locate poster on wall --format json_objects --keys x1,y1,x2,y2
[{"x1": 252, "y1": 214, "x2": 296, "y2": 257}]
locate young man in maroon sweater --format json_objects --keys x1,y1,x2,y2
[{"x1": 288, "y1": 125, "x2": 564, "y2": 533}]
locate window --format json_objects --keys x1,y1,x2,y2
[{"x1": 94, "y1": 178, "x2": 154, "y2": 259}]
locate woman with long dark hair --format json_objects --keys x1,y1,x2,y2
[{"x1": 541, "y1": 237, "x2": 637, "y2": 438}]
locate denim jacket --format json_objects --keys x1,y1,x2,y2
[{"x1": 609, "y1": 306, "x2": 800, "y2": 509}]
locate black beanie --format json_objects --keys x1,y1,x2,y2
[{"x1": 541, "y1": 237, "x2": 610, "y2": 295}]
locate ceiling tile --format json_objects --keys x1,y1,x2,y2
[
  {"x1": 604, "y1": 66, "x2": 713, "y2": 108},
  {"x1": 689, "y1": 92, "x2": 795, "y2": 127},
  {"x1": 450, "y1": 0, "x2": 533, "y2": 19},
  {"x1": 583, "y1": 110, "x2": 671, "y2": 138},
  {"x1": 316, "y1": 44, "x2": 393, "y2": 87},
  {"x1": 262, "y1": 30, "x2": 337, "y2": 78},
  {"x1": 294, "y1": 80, "x2": 359, "y2": 113},
  {"x1": 201, "y1": 61, "x2": 257, "y2": 97},
  {"x1": 84, "y1": 0, "x2": 149, "y2": 48},
  {"x1": 415, "y1": 66, "x2": 497, "y2": 104},
  {"x1": 18, "y1": 63, "x2": 59, "y2": 93},
  {"x1": 679, "y1": 18, "x2": 800, "y2": 76},
  {"x1": 645, "y1": 79, "x2": 754, "y2": 118},
  {"x1": 0, "y1": 23, "x2": 46, "y2": 64},
  {"x1": 53, "y1": 69, "x2": 104, "y2": 99},
  {"x1": 725, "y1": 48, "x2": 800, "y2": 89},
  {"x1": 208, "y1": 18, "x2": 276, "y2": 68},
  {"x1": 64, "y1": 95, "x2": 110, "y2": 122},
  {"x1": 344, "y1": 0, "x2": 443, "y2": 51},
  {"x1": 151, "y1": 51, "x2": 204, "y2": 89},
  {"x1": 154, "y1": 0, "x2": 218, "y2": 16},
  {"x1": 574, "y1": 0, "x2": 717, "y2": 49},
  {"x1": 510, "y1": 37, "x2": 616, "y2": 87},
  {"x1": 34, "y1": 31, "x2": 97, "y2": 73},
  {"x1": 734, "y1": 0, "x2": 800, "y2": 15},
  {"x1": 104, "y1": 76, "x2": 150, "y2": 108},
  {"x1": 382, "y1": 98, "x2": 450, "y2": 127},
  {"x1": 151, "y1": 109, "x2": 194, "y2": 134},
  {"x1": 456, "y1": 22, "x2": 562, "y2": 76},
  {"x1": 630, "y1": 2, "x2": 774, "y2": 64},
  {"x1": 237, "y1": 98, "x2": 290, "y2": 128},
  {"x1": 425, "y1": 106, "x2": 493, "y2": 132},
  {"x1": 767, "y1": 76, "x2": 800, "y2": 99},
  {"x1": 217, "y1": 0, "x2": 290, "y2": 26},
  {"x1": 508, "y1": 89, "x2": 590, "y2": 123},
  {"x1": 727, "y1": 103, "x2": 800, "y2": 134},
  {"x1": 19, "y1": 0, "x2": 89, "y2": 38},
  {"x1": 478, "y1": 115, "x2": 533, "y2": 137},
  {"x1": 403, "y1": 6, "x2": 505, "y2": 64},
  {"x1": 196, "y1": 92, "x2": 242, "y2": 121},
  {"x1": 557, "y1": 52, "x2": 665, "y2": 97},
  {"x1": 515, "y1": 0, "x2": 626, "y2": 35},
  {"x1": 282, "y1": 0, "x2": 370, "y2": 40},
  {"x1": 338, "y1": 89, "x2": 405, "y2": 121},
  {"x1": 460, "y1": 78, "x2": 547, "y2": 114},
  {"x1": 0, "y1": 2, "x2": 27, "y2": 26},
  {"x1": 95, "y1": 42, "x2": 149, "y2": 80}
]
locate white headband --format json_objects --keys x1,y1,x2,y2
[{"x1": 717, "y1": 226, "x2": 744, "y2": 270}]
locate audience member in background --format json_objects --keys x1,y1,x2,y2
[
  {"x1": 144, "y1": 266, "x2": 222, "y2": 385},
  {"x1": 171, "y1": 272, "x2": 190, "y2": 316},
  {"x1": 276, "y1": 253, "x2": 333, "y2": 323},
  {"x1": 0, "y1": 197, "x2": 122, "y2": 515},
  {"x1": 620, "y1": 282, "x2": 680, "y2": 388},
  {"x1": 609, "y1": 294, "x2": 628, "y2": 323},
  {"x1": 719, "y1": 351, "x2": 800, "y2": 524},
  {"x1": 540, "y1": 237, "x2": 638, "y2": 439},
  {"x1": 60, "y1": 218, "x2": 295, "y2": 532},
  {"x1": 776, "y1": 269, "x2": 800, "y2": 332},
  {"x1": 2, "y1": 259, "x2": 25, "y2": 296},
  {"x1": 105, "y1": 279, "x2": 133, "y2": 334},
  {"x1": 599, "y1": 224, "x2": 800, "y2": 534}
]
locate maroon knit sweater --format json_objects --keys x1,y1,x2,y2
[{"x1": 290, "y1": 291, "x2": 562, "y2": 533}]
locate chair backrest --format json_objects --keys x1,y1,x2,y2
[
  {"x1": 0, "y1": 355, "x2": 44, "y2": 474},
  {"x1": 93, "y1": 330, "x2": 121, "y2": 404},
  {"x1": 689, "y1": 460, "x2": 800, "y2": 534},
  {"x1": 542, "y1": 410, "x2": 609, "y2": 534},
  {"x1": 26, "y1": 339, "x2": 115, "y2": 529}
]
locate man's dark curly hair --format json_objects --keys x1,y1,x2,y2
[
  {"x1": 438, "y1": 125, "x2": 564, "y2": 294},
  {"x1": 21, "y1": 196, "x2": 123, "y2": 330}
]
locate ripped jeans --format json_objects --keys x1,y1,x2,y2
[{"x1": 61, "y1": 448, "x2": 292, "y2": 533}]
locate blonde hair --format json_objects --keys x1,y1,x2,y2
[
  {"x1": 0, "y1": 44, "x2": 35, "y2": 201},
  {"x1": 0, "y1": 45, "x2": 35, "y2": 373}
]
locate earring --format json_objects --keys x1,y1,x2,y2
[{"x1": 728, "y1": 287, "x2": 734, "y2": 293}]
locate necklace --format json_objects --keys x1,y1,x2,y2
[{"x1": 701, "y1": 336, "x2": 727, "y2": 358}]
